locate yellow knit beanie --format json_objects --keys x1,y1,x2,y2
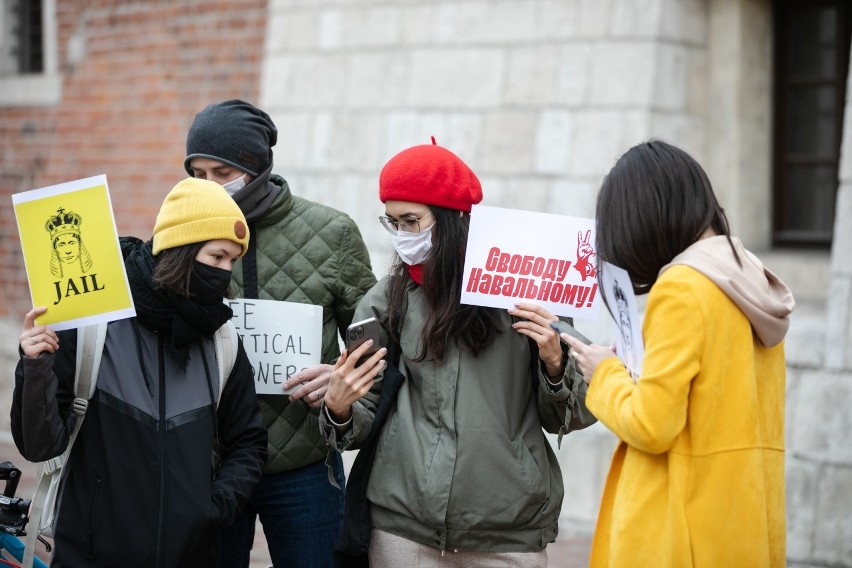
[{"x1": 152, "y1": 178, "x2": 250, "y2": 256}]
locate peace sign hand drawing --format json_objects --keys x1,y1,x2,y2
[{"x1": 573, "y1": 230, "x2": 597, "y2": 281}]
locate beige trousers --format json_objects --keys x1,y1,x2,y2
[{"x1": 368, "y1": 529, "x2": 549, "y2": 568}]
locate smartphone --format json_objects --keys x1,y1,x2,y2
[
  {"x1": 346, "y1": 317, "x2": 383, "y2": 364},
  {"x1": 550, "y1": 319, "x2": 591, "y2": 346}
]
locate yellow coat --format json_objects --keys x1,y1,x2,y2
[{"x1": 586, "y1": 265, "x2": 786, "y2": 567}]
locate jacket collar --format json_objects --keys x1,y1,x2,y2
[{"x1": 249, "y1": 174, "x2": 293, "y2": 228}]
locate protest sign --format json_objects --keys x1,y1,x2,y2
[
  {"x1": 12, "y1": 175, "x2": 135, "y2": 331},
  {"x1": 599, "y1": 261, "x2": 645, "y2": 381},
  {"x1": 460, "y1": 205, "x2": 600, "y2": 319},
  {"x1": 226, "y1": 298, "x2": 323, "y2": 395}
]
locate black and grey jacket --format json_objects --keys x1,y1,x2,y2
[{"x1": 11, "y1": 318, "x2": 267, "y2": 568}]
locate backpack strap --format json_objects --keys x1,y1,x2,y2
[
  {"x1": 23, "y1": 323, "x2": 107, "y2": 568},
  {"x1": 75, "y1": 322, "x2": 108, "y2": 402},
  {"x1": 213, "y1": 320, "x2": 238, "y2": 406},
  {"x1": 22, "y1": 467, "x2": 50, "y2": 568}
]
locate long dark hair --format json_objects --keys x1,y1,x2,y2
[
  {"x1": 152, "y1": 241, "x2": 206, "y2": 296},
  {"x1": 386, "y1": 205, "x2": 501, "y2": 363},
  {"x1": 595, "y1": 140, "x2": 738, "y2": 294}
]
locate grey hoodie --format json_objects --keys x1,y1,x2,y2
[{"x1": 660, "y1": 236, "x2": 795, "y2": 347}]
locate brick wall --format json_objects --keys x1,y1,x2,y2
[{"x1": 0, "y1": 0, "x2": 268, "y2": 318}]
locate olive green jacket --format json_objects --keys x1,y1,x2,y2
[
  {"x1": 233, "y1": 175, "x2": 376, "y2": 473},
  {"x1": 320, "y1": 277, "x2": 596, "y2": 552}
]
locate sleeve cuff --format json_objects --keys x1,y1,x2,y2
[
  {"x1": 538, "y1": 359, "x2": 571, "y2": 400},
  {"x1": 544, "y1": 374, "x2": 564, "y2": 393},
  {"x1": 322, "y1": 402, "x2": 353, "y2": 430}
]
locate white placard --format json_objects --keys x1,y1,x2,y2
[
  {"x1": 226, "y1": 298, "x2": 323, "y2": 395},
  {"x1": 460, "y1": 205, "x2": 601, "y2": 319},
  {"x1": 599, "y1": 262, "x2": 644, "y2": 381}
]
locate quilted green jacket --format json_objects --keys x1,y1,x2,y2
[{"x1": 232, "y1": 175, "x2": 376, "y2": 473}]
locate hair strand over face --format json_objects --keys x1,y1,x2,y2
[{"x1": 152, "y1": 241, "x2": 206, "y2": 297}]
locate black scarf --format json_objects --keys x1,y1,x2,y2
[
  {"x1": 229, "y1": 162, "x2": 282, "y2": 223},
  {"x1": 121, "y1": 237, "x2": 233, "y2": 370}
]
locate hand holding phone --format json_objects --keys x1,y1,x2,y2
[
  {"x1": 346, "y1": 317, "x2": 384, "y2": 365},
  {"x1": 550, "y1": 320, "x2": 591, "y2": 346}
]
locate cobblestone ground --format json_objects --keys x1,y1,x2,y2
[{"x1": 1, "y1": 433, "x2": 591, "y2": 568}]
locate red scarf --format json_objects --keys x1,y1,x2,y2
[{"x1": 406, "y1": 264, "x2": 423, "y2": 285}]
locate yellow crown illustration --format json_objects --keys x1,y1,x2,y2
[{"x1": 45, "y1": 207, "x2": 82, "y2": 240}]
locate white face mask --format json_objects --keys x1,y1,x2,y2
[
  {"x1": 391, "y1": 224, "x2": 434, "y2": 265},
  {"x1": 221, "y1": 174, "x2": 247, "y2": 196}
]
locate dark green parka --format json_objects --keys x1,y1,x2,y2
[{"x1": 232, "y1": 174, "x2": 376, "y2": 473}]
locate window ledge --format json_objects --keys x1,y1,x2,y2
[{"x1": 0, "y1": 73, "x2": 61, "y2": 107}]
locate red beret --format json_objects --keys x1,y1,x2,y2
[{"x1": 379, "y1": 139, "x2": 482, "y2": 213}]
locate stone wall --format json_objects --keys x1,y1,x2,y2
[
  {"x1": 260, "y1": 0, "x2": 708, "y2": 281},
  {"x1": 783, "y1": 58, "x2": 852, "y2": 567}
]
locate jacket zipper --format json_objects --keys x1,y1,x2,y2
[
  {"x1": 154, "y1": 337, "x2": 167, "y2": 567},
  {"x1": 86, "y1": 477, "x2": 101, "y2": 555}
]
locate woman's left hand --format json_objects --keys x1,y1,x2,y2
[
  {"x1": 284, "y1": 363, "x2": 334, "y2": 408},
  {"x1": 509, "y1": 302, "x2": 564, "y2": 378}
]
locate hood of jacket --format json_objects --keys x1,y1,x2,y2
[{"x1": 660, "y1": 236, "x2": 795, "y2": 347}]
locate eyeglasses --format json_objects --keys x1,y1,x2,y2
[{"x1": 378, "y1": 212, "x2": 433, "y2": 235}]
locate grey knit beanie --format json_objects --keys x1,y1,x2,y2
[{"x1": 184, "y1": 99, "x2": 278, "y2": 178}]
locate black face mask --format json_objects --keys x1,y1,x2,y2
[{"x1": 188, "y1": 261, "x2": 231, "y2": 304}]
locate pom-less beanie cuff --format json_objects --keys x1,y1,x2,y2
[
  {"x1": 184, "y1": 153, "x2": 252, "y2": 176},
  {"x1": 379, "y1": 138, "x2": 482, "y2": 213},
  {"x1": 152, "y1": 178, "x2": 250, "y2": 256}
]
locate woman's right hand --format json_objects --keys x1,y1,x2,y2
[
  {"x1": 20, "y1": 307, "x2": 59, "y2": 358},
  {"x1": 324, "y1": 339, "x2": 387, "y2": 423},
  {"x1": 562, "y1": 335, "x2": 615, "y2": 385}
]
